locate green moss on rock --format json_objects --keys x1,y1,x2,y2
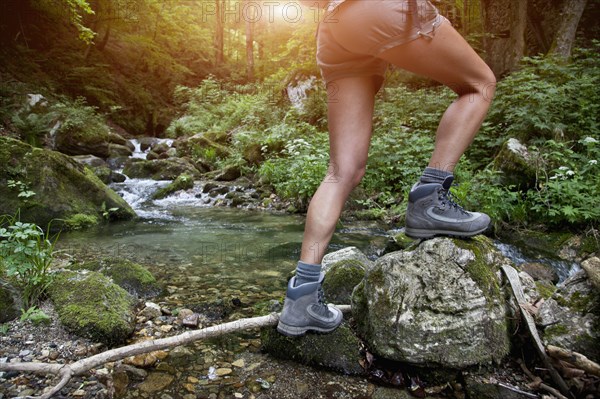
[
  {"x1": 322, "y1": 259, "x2": 366, "y2": 305},
  {"x1": 72, "y1": 258, "x2": 162, "y2": 299},
  {"x1": 0, "y1": 137, "x2": 135, "y2": 229},
  {"x1": 48, "y1": 271, "x2": 136, "y2": 345},
  {"x1": 454, "y1": 236, "x2": 502, "y2": 304},
  {"x1": 152, "y1": 174, "x2": 194, "y2": 200},
  {"x1": 0, "y1": 280, "x2": 21, "y2": 323},
  {"x1": 122, "y1": 158, "x2": 200, "y2": 180},
  {"x1": 260, "y1": 323, "x2": 364, "y2": 375},
  {"x1": 64, "y1": 213, "x2": 99, "y2": 230}
]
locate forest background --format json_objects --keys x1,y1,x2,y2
[{"x1": 1, "y1": 0, "x2": 599, "y2": 235}]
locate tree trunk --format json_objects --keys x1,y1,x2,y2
[
  {"x1": 215, "y1": 0, "x2": 224, "y2": 66},
  {"x1": 548, "y1": 0, "x2": 588, "y2": 58},
  {"x1": 481, "y1": 0, "x2": 528, "y2": 76},
  {"x1": 245, "y1": 0, "x2": 254, "y2": 81}
]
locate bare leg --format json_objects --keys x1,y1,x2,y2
[
  {"x1": 379, "y1": 20, "x2": 496, "y2": 173},
  {"x1": 299, "y1": 77, "x2": 376, "y2": 264}
]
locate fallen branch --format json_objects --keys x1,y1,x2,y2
[
  {"x1": 547, "y1": 345, "x2": 600, "y2": 377},
  {"x1": 501, "y1": 265, "x2": 573, "y2": 399},
  {"x1": 0, "y1": 305, "x2": 352, "y2": 399}
]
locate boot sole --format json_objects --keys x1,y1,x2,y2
[
  {"x1": 405, "y1": 226, "x2": 488, "y2": 239},
  {"x1": 276, "y1": 321, "x2": 340, "y2": 337}
]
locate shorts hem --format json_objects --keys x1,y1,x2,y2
[
  {"x1": 372, "y1": 14, "x2": 448, "y2": 56},
  {"x1": 321, "y1": 69, "x2": 387, "y2": 87}
]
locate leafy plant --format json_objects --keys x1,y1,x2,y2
[
  {"x1": 0, "y1": 213, "x2": 58, "y2": 308},
  {"x1": 100, "y1": 202, "x2": 119, "y2": 220},
  {"x1": 7, "y1": 180, "x2": 36, "y2": 201},
  {"x1": 20, "y1": 306, "x2": 51, "y2": 325},
  {"x1": 0, "y1": 324, "x2": 9, "y2": 335}
]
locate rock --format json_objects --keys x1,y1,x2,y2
[
  {"x1": 372, "y1": 387, "x2": 413, "y2": 399},
  {"x1": 152, "y1": 174, "x2": 194, "y2": 200},
  {"x1": 182, "y1": 313, "x2": 200, "y2": 328},
  {"x1": 71, "y1": 155, "x2": 107, "y2": 168},
  {"x1": 175, "y1": 133, "x2": 230, "y2": 160},
  {"x1": 125, "y1": 352, "x2": 159, "y2": 368},
  {"x1": 138, "y1": 372, "x2": 174, "y2": 393},
  {"x1": 582, "y1": 257, "x2": 600, "y2": 289},
  {"x1": 139, "y1": 302, "x2": 162, "y2": 320},
  {"x1": 54, "y1": 117, "x2": 113, "y2": 158},
  {"x1": 322, "y1": 259, "x2": 366, "y2": 305},
  {"x1": 260, "y1": 322, "x2": 364, "y2": 375},
  {"x1": 112, "y1": 370, "x2": 129, "y2": 397},
  {"x1": 48, "y1": 270, "x2": 136, "y2": 345},
  {"x1": 0, "y1": 137, "x2": 136, "y2": 228},
  {"x1": 232, "y1": 359, "x2": 245, "y2": 368},
  {"x1": 463, "y1": 372, "x2": 534, "y2": 399},
  {"x1": 216, "y1": 368, "x2": 232, "y2": 376},
  {"x1": 322, "y1": 246, "x2": 373, "y2": 273},
  {"x1": 91, "y1": 165, "x2": 113, "y2": 184},
  {"x1": 146, "y1": 150, "x2": 159, "y2": 160},
  {"x1": 214, "y1": 165, "x2": 241, "y2": 181},
  {"x1": 383, "y1": 231, "x2": 421, "y2": 254},
  {"x1": 352, "y1": 237, "x2": 510, "y2": 368},
  {"x1": 72, "y1": 257, "x2": 162, "y2": 299},
  {"x1": 519, "y1": 262, "x2": 559, "y2": 284},
  {"x1": 538, "y1": 270, "x2": 600, "y2": 361},
  {"x1": 493, "y1": 138, "x2": 537, "y2": 189},
  {"x1": 122, "y1": 158, "x2": 201, "y2": 180},
  {"x1": 107, "y1": 131, "x2": 129, "y2": 147},
  {"x1": 0, "y1": 280, "x2": 21, "y2": 323},
  {"x1": 108, "y1": 143, "x2": 133, "y2": 158},
  {"x1": 167, "y1": 345, "x2": 195, "y2": 368},
  {"x1": 112, "y1": 172, "x2": 126, "y2": 183},
  {"x1": 115, "y1": 364, "x2": 148, "y2": 381},
  {"x1": 138, "y1": 137, "x2": 158, "y2": 152}
]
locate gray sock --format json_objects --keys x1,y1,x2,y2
[
  {"x1": 294, "y1": 261, "x2": 321, "y2": 287},
  {"x1": 419, "y1": 167, "x2": 453, "y2": 185}
]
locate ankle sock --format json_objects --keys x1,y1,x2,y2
[
  {"x1": 419, "y1": 167, "x2": 453, "y2": 185},
  {"x1": 294, "y1": 261, "x2": 321, "y2": 287}
]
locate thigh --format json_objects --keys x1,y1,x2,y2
[
  {"x1": 326, "y1": 76, "x2": 376, "y2": 179},
  {"x1": 378, "y1": 20, "x2": 496, "y2": 95}
]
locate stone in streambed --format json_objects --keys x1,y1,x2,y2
[
  {"x1": 152, "y1": 173, "x2": 194, "y2": 200},
  {"x1": 352, "y1": 236, "x2": 510, "y2": 368},
  {"x1": 48, "y1": 270, "x2": 136, "y2": 345},
  {"x1": 260, "y1": 322, "x2": 364, "y2": 375},
  {"x1": 0, "y1": 280, "x2": 21, "y2": 323}
]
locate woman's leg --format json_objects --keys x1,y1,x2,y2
[
  {"x1": 299, "y1": 76, "x2": 377, "y2": 265},
  {"x1": 378, "y1": 20, "x2": 496, "y2": 172}
]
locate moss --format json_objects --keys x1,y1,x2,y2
[
  {"x1": 535, "y1": 280, "x2": 557, "y2": 299},
  {"x1": 73, "y1": 257, "x2": 162, "y2": 299},
  {"x1": 544, "y1": 323, "x2": 569, "y2": 341},
  {"x1": 580, "y1": 235, "x2": 600, "y2": 255},
  {"x1": 122, "y1": 158, "x2": 200, "y2": 180},
  {"x1": 151, "y1": 173, "x2": 194, "y2": 200},
  {"x1": 556, "y1": 291, "x2": 593, "y2": 313},
  {"x1": 260, "y1": 323, "x2": 364, "y2": 375},
  {"x1": 63, "y1": 213, "x2": 99, "y2": 230},
  {"x1": 48, "y1": 271, "x2": 135, "y2": 345},
  {"x1": 0, "y1": 281, "x2": 21, "y2": 323},
  {"x1": 322, "y1": 260, "x2": 366, "y2": 304},
  {"x1": 454, "y1": 236, "x2": 501, "y2": 304}
]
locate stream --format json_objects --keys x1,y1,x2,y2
[{"x1": 53, "y1": 139, "x2": 581, "y2": 398}]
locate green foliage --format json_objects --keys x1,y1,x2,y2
[
  {"x1": 20, "y1": 306, "x2": 51, "y2": 325},
  {"x1": 0, "y1": 324, "x2": 9, "y2": 335},
  {"x1": 64, "y1": 213, "x2": 99, "y2": 230},
  {"x1": 7, "y1": 180, "x2": 36, "y2": 201},
  {"x1": 0, "y1": 214, "x2": 58, "y2": 308},
  {"x1": 51, "y1": 97, "x2": 109, "y2": 143}
]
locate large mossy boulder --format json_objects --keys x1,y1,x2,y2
[
  {"x1": 122, "y1": 158, "x2": 200, "y2": 180},
  {"x1": 72, "y1": 257, "x2": 162, "y2": 299},
  {"x1": 537, "y1": 269, "x2": 600, "y2": 362},
  {"x1": 260, "y1": 322, "x2": 364, "y2": 375},
  {"x1": 322, "y1": 259, "x2": 367, "y2": 305},
  {"x1": 0, "y1": 137, "x2": 135, "y2": 228},
  {"x1": 322, "y1": 246, "x2": 373, "y2": 272},
  {"x1": 48, "y1": 270, "x2": 136, "y2": 345},
  {"x1": 352, "y1": 236, "x2": 511, "y2": 369}
]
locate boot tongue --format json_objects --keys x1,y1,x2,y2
[{"x1": 442, "y1": 175, "x2": 454, "y2": 190}]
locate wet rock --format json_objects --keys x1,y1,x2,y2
[
  {"x1": 372, "y1": 387, "x2": 412, "y2": 399},
  {"x1": 352, "y1": 236, "x2": 510, "y2": 368},
  {"x1": 108, "y1": 143, "x2": 133, "y2": 158},
  {"x1": 260, "y1": 322, "x2": 364, "y2": 375},
  {"x1": 116, "y1": 364, "x2": 148, "y2": 381},
  {"x1": 72, "y1": 257, "x2": 162, "y2": 299},
  {"x1": 519, "y1": 262, "x2": 559, "y2": 284},
  {"x1": 493, "y1": 138, "x2": 537, "y2": 189},
  {"x1": 0, "y1": 280, "x2": 21, "y2": 323},
  {"x1": 71, "y1": 155, "x2": 107, "y2": 168},
  {"x1": 214, "y1": 165, "x2": 241, "y2": 181},
  {"x1": 91, "y1": 165, "x2": 112, "y2": 184},
  {"x1": 47, "y1": 270, "x2": 136, "y2": 345},
  {"x1": 139, "y1": 302, "x2": 162, "y2": 320},
  {"x1": 383, "y1": 231, "x2": 421, "y2": 254},
  {"x1": 122, "y1": 158, "x2": 201, "y2": 180},
  {"x1": 151, "y1": 142, "x2": 171, "y2": 155},
  {"x1": 152, "y1": 173, "x2": 194, "y2": 200},
  {"x1": 138, "y1": 137, "x2": 158, "y2": 152},
  {"x1": 463, "y1": 372, "x2": 534, "y2": 399},
  {"x1": 138, "y1": 372, "x2": 174, "y2": 393},
  {"x1": 0, "y1": 137, "x2": 136, "y2": 229},
  {"x1": 182, "y1": 313, "x2": 200, "y2": 328},
  {"x1": 112, "y1": 370, "x2": 129, "y2": 397},
  {"x1": 322, "y1": 246, "x2": 374, "y2": 272},
  {"x1": 111, "y1": 172, "x2": 126, "y2": 183},
  {"x1": 538, "y1": 270, "x2": 600, "y2": 361},
  {"x1": 125, "y1": 352, "x2": 159, "y2": 368},
  {"x1": 168, "y1": 345, "x2": 195, "y2": 368},
  {"x1": 322, "y1": 259, "x2": 366, "y2": 305},
  {"x1": 582, "y1": 256, "x2": 600, "y2": 289}
]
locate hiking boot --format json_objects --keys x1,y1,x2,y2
[
  {"x1": 277, "y1": 273, "x2": 343, "y2": 337},
  {"x1": 405, "y1": 176, "x2": 490, "y2": 238}
]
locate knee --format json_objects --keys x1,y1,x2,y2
[
  {"x1": 328, "y1": 163, "x2": 366, "y2": 189},
  {"x1": 450, "y1": 67, "x2": 497, "y2": 102}
]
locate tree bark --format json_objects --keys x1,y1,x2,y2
[
  {"x1": 244, "y1": 0, "x2": 255, "y2": 81},
  {"x1": 215, "y1": 0, "x2": 224, "y2": 66},
  {"x1": 480, "y1": 0, "x2": 528, "y2": 76},
  {"x1": 548, "y1": 0, "x2": 588, "y2": 57}
]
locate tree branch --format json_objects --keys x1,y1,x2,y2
[{"x1": 0, "y1": 305, "x2": 352, "y2": 399}]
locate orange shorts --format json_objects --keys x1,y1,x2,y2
[{"x1": 316, "y1": 0, "x2": 446, "y2": 88}]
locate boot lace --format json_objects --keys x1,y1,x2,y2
[
  {"x1": 311, "y1": 286, "x2": 332, "y2": 318},
  {"x1": 438, "y1": 186, "x2": 469, "y2": 215}
]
